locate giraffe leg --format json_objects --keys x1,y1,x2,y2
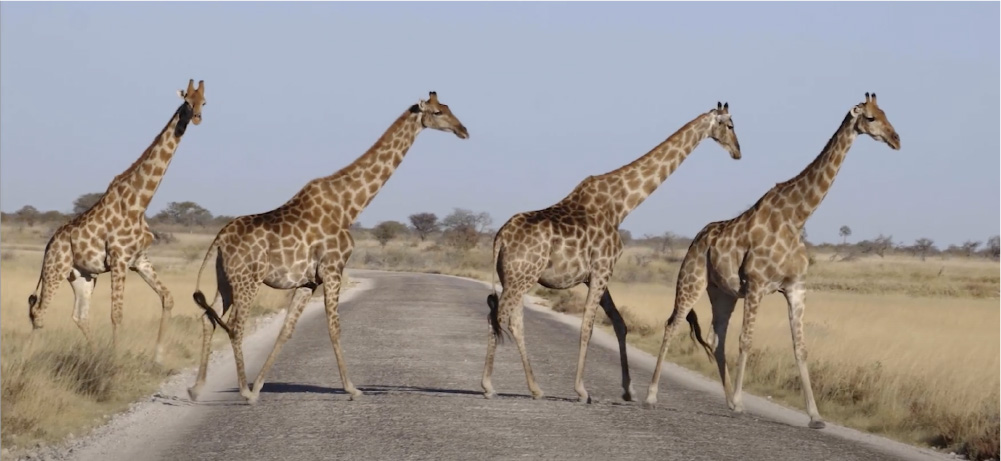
[
  {"x1": 573, "y1": 274, "x2": 608, "y2": 404},
  {"x1": 189, "y1": 258, "x2": 235, "y2": 401},
  {"x1": 187, "y1": 291, "x2": 224, "y2": 402},
  {"x1": 480, "y1": 296, "x2": 500, "y2": 399},
  {"x1": 731, "y1": 286, "x2": 765, "y2": 413},
  {"x1": 783, "y1": 284, "x2": 825, "y2": 429},
  {"x1": 130, "y1": 254, "x2": 173, "y2": 364},
  {"x1": 248, "y1": 286, "x2": 314, "y2": 400},
  {"x1": 226, "y1": 283, "x2": 258, "y2": 403},
  {"x1": 507, "y1": 285, "x2": 543, "y2": 399},
  {"x1": 707, "y1": 285, "x2": 738, "y2": 410},
  {"x1": 599, "y1": 289, "x2": 635, "y2": 401},
  {"x1": 30, "y1": 251, "x2": 73, "y2": 333},
  {"x1": 68, "y1": 270, "x2": 96, "y2": 347},
  {"x1": 108, "y1": 256, "x2": 129, "y2": 351},
  {"x1": 320, "y1": 269, "x2": 361, "y2": 399},
  {"x1": 645, "y1": 251, "x2": 707, "y2": 407}
]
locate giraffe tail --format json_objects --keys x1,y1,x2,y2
[
  {"x1": 678, "y1": 310, "x2": 713, "y2": 361},
  {"x1": 28, "y1": 237, "x2": 57, "y2": 320},
  {"x1": 191, "y1": 237, "x2": 230, "y2": 334},
  {"x1": 486, "y1": 237, "x2": 510, "y2": 344}
]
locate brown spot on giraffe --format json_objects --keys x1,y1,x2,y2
[
  {"x1": 26, "y1": 79, "x2": 206, "y2": 364},
  {"x1": 645, "y1": 93, "x2": 901, "y2": 431},
  {"x1": 187, "y1": 91, "x2": 469, "y2": 404},
  {"x1": 482, "y1": 102, "x2": 741, "y2": 403}
]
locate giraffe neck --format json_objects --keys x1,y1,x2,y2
[
  {"x1": 592, "y1": 113, "x2": 712, "y2": 225},
  {"x1": 108, "y1": 102, "x2": 194, "y2": 211},
  {"x1": 319, "y1": 107, "x2": 423, "y2": 227},
  {"x1": 771, "y1": 110, "x2": 859, "y2": 229}
]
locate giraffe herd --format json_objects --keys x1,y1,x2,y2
[{"x1": 25, "y1": 80, "x2": 900, "y2": 430}]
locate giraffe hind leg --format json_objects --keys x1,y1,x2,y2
[{"x1": 599, "y1": 289, "x2": 635, "y2": 402}]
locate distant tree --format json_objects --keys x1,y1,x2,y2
[
  {"x1": 659, "y1": 231, "x2": 680, "y2": 257},
  {"x1": 40, "y1": 210, "x2": 69, "y2": 225},
  {"x1": 73, "y1": 192, "x2": 104, "y2": 216},
  {"x1": 211, "y1": 215, "x2": 235, "y2": 227},
  {"x1": 153, "y1": 201, "x2": 213, "y2": 228},
  {"x1": 408, "y1": 212, "x2": 439, "y2": 241},
  {"x1": 372, "y1": 220, "x2": 407, "y2": 247},
  {"x1": 986, "y1": 235, "x2": 1000, "y2": 259},
  {"x1": 912, "y1": 238, "x2": 936, "y2": 261},
  {"x1": 960, "y1": 240, "x2": 981, "y2": 258},
  {"x1": 15, "y1": 205, "x2": 40, "y2": 227},
  {"x1": 443, "y1": 224, "x2": 479, "y2": 252},
  {"x1": 441, "y1": 208, "x2": 492, "y2": 234},
  {"x1": 858, "y1": 234, "x2": 894, "y2": 258},
  {"x1": 839, "y1": 225, "x2": 852, "y2": 244},
  {"x1": 618, "y1": 229, "x2": 632, "y2": 246}
]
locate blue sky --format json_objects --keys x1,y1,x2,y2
[{"x1": 1, "y1": 2, "x2": 997, "y2": 246}]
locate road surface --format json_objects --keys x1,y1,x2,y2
[{"x1": 66, "y1": 270, "x2": 948, "y2": 461}]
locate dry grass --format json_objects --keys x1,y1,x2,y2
[
  {"x1": 0, "y1": 227, "x2": 292, "y2": 450},
  {"x1": 354, "y1": 236, "x2": 1000, "y2": 460}
]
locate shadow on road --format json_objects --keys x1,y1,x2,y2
[{"x1": 223, "y1": 382, "x2": 583, "y2": 403}]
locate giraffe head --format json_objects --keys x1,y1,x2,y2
[
  {"x1": 411, "y1": 91, "x2": 469, "y2": 139},
  {"x1": 176, "y1": 79, "x2": 207, "y2": 127},
  {"x1": 853, "y1": 92, "x2": 900, "y2": 150},
  {"x1": 707, "y1": 102, "x2": 741, "y2": 160}
]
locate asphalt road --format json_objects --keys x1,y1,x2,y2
[{"x1": 69, "y1": 270, "x2": 945, "y2": 461}]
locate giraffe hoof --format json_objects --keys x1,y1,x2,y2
[
  {"x1": 622, "y1": 385, "x2": 636, "y2": 402},
  {"x1": 241, "y1": 390, "x2": 259, "y2": 405},
  {"x1": 531, "y1": 391, "x2": 545, "y2": 400},
  {"x1": 483, "y1": 391, "x2": 496, "y2": 400},
  {"x1": 347, "y1": 389, "x2": 363, "y2": 400},
  {"x1": 643, "y1": 397, "x2": 658, "y2": 409},
  {"x1": 187, "y1": 387, "x2": 202, "y2": 402},
  {"x1": 808, "y1": 419, "x2": 826, "y2": 430}
]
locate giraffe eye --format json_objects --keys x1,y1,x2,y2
[
  {"x1": 865, "y1": 116, "x2": 875, "y2": 122},
  {"x1": 433, "y1": 111, "x2": 442, "y2": 116}
]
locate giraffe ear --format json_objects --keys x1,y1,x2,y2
[
  {"x1": 417, "y1": 99, "x2": 428, "y2": 111},
  {"x1": 177, "y1": 89, "x2": 187, "y2": 99}
]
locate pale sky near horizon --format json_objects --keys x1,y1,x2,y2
[{"x1": 1, "y1": 2, "x2": 997, "y2": 247}]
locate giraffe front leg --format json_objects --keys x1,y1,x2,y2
[
  {"x1": 573, "y1": 275, "x2": 608, "y2": 404},
  {"x1": 598, "y1": 289, "x2": 634, "y2": 402},
  {"x1": 783, "y1": 284, "x2": 825, "y2": 429},
  {"x1": 731, "y1": 286, "x2": 765, "y2": 414},
  {"x1": 109, "y1": 257, "x2": 129, "y2": 351},
  {"x1": 131, "y1": 254, "x2": 174, "y2": 364},
  {"x1": 68, "y1": 270, "x2": 96, "y2": 348},
  {"x1": 321, "y1": 270, "x2": 361, "y2": 399},
  {"x1": 249, "y1": 286, "x2": 314, "y2": 400}
]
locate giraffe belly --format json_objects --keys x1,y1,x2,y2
[{"x1": 538, "y1": 266, "x2": 589, "y2": 290}]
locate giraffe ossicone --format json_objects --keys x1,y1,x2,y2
[
  {"x1": 481, "y1": 102, "x2": 741, "y2": 404},
  {"x1": 644, "y1": 92, "x2": 900, "y2": 430}
]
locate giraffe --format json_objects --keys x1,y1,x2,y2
[
  {"x1": 26, "y1": 79, "x2": 207, "y2": 364},
  {"x1": 644, "y1": 93, "x2": 900, "y2": 428},
  {"x1": 187, "y1": 91, "x2": 469, "y2": 403},
  {"x1": 481, "y1": 102, "x2": 742, "y2": 403}
]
